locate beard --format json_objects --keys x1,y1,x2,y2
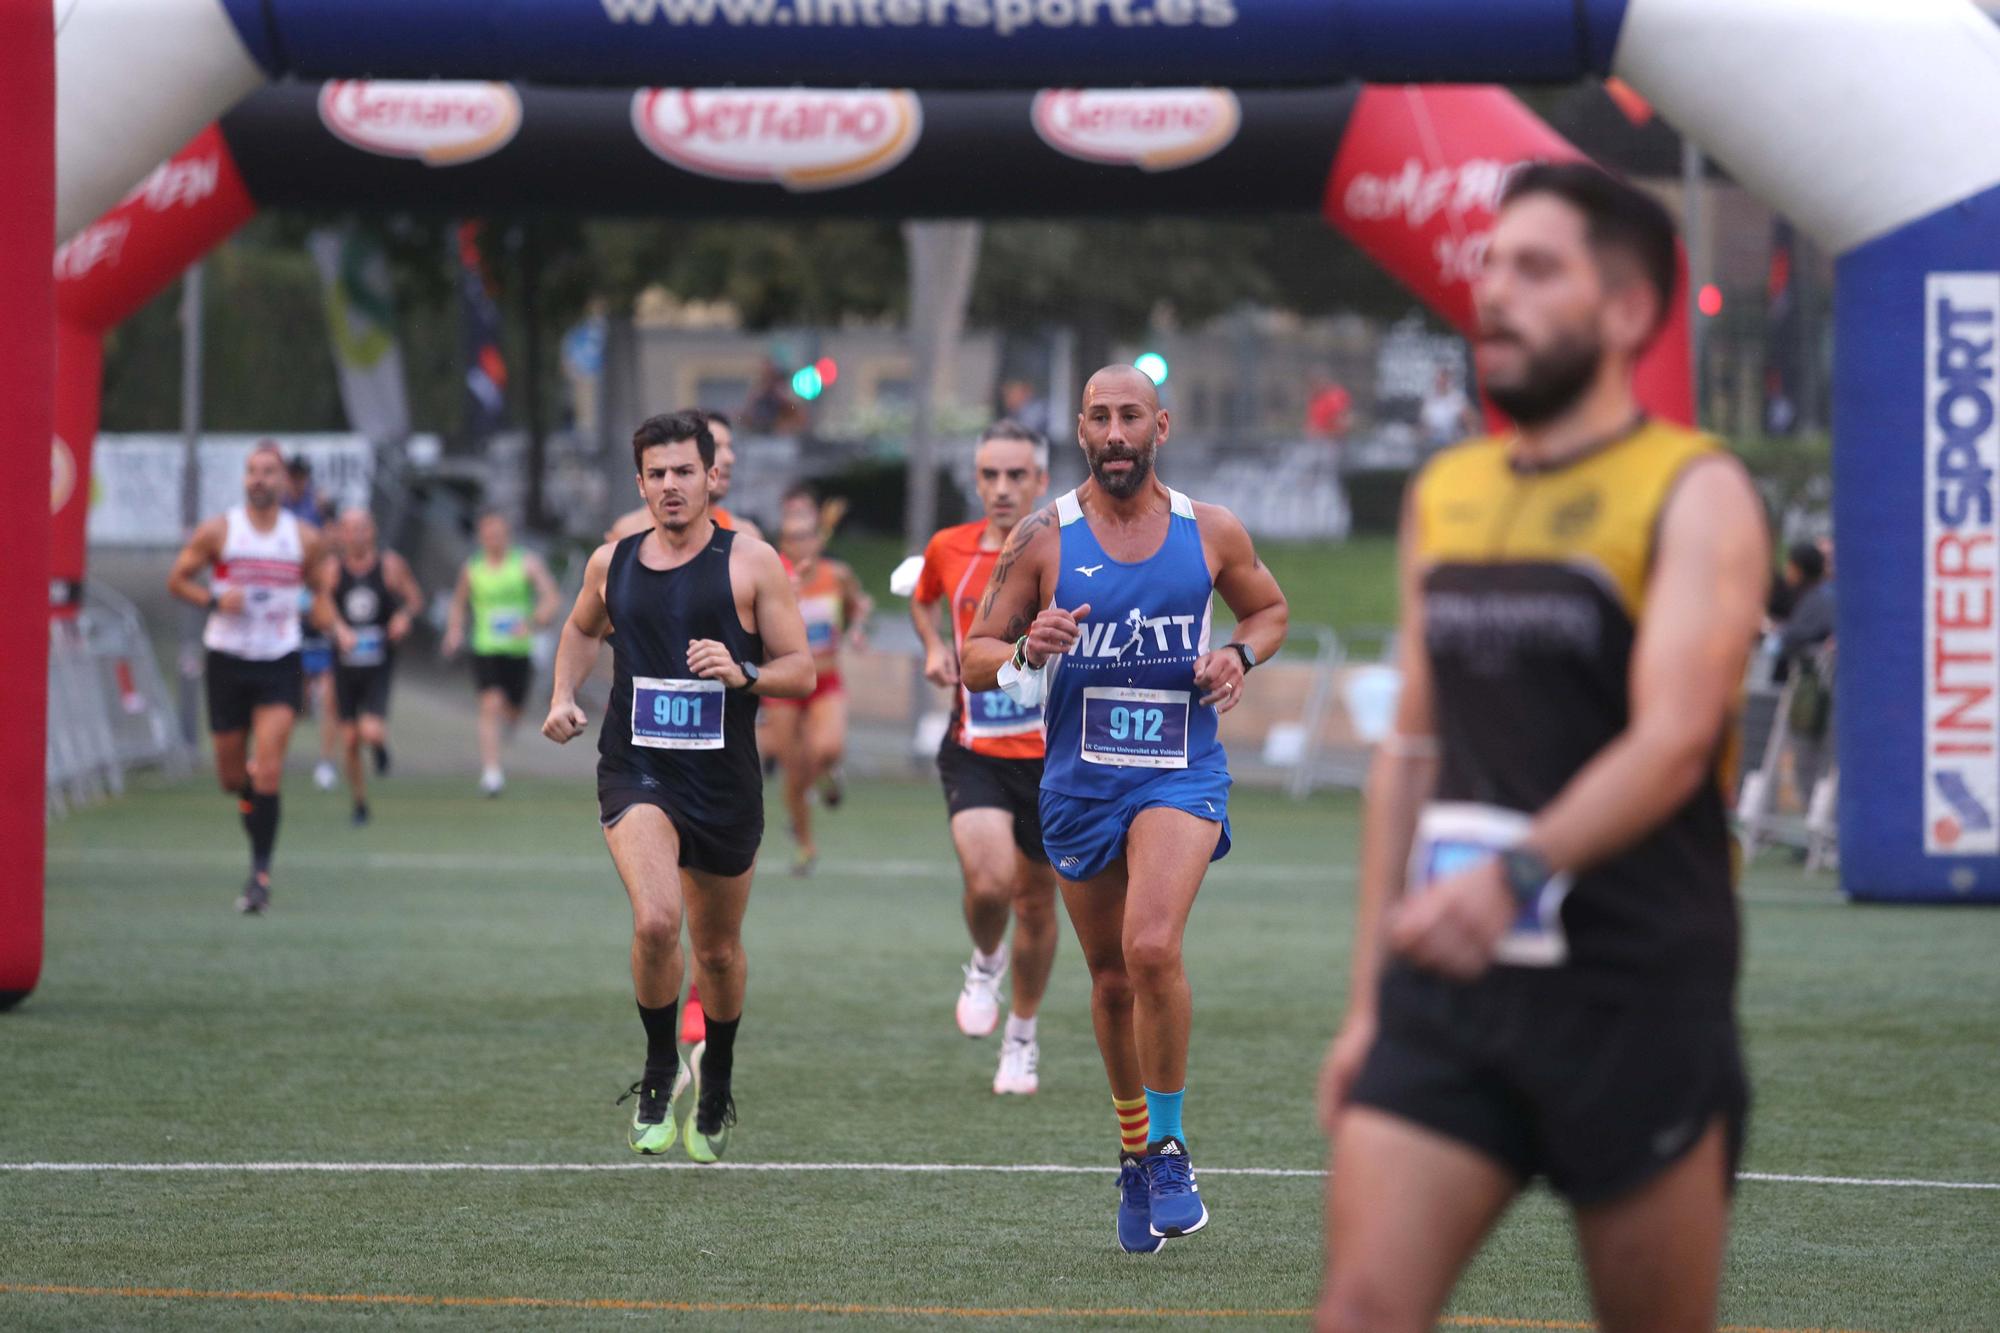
[
  {"x1": 1089, "y1": 443, "x2": 1156, "y2": 499},
  {"x1": 1482, "y1": 326, "x2": 1603, "y2": 427},
  {"x1": 247, "y1": 484, "x2": 279, "y2": 508}
]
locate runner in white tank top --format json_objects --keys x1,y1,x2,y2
[
  {"x1": 202, "y1": 505, "x2": 306, "y2": 661},
  {"x1": 168, "y1": 443, "x2": 332, "y2": 915}
]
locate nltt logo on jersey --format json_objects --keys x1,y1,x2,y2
[
  {"x1": 1924, "y1": 273, "x2": 2000, "y2": 855},
  {"x1": 1071, "y1": 608, "x2": 1201, "y2": 663}
]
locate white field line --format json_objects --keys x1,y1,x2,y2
[
  {"x1": 0, "y1": 1161, "x2": 1993, "y2": 1191},
  {"x1": 43, "y1": 846, "x2": 1852, "y2": 905}
]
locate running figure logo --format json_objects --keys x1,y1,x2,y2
[{"x1": 1116, "y1": 608, "x2": 1148, "y2": 660}]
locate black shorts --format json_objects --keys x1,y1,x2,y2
[
  {"x1": 334, "y1": 663, "x2": 394, "y2": 722},
  {"x1": 936, "y1": 735, "x2": 1045, "y2": 861},
  {"x1": 1350, "y1": 966, "x2": 1749, "y2": 1206},
  {"x1": 204, "y1": 650, "x2": 303, "y2": 735},
  {"x1": 473, "y1": 653, "x2": 532, "y2": 709},
  {"x1": 598, "y1": 780, "x2": 763, "y2": 879}
]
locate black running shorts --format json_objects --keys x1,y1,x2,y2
[
  {"x1": 333, "y1": 664, "x2": 393, "y2": 722},
  {"x1": 936, "y1": 735, "x2": 1046, "y2": 862},
  {"x1": 598, "y1": 780, "x2": 763, "y2": 879},
  {"x1": 472, "y1": 653, "x2": 532, "y2": 709},
  {"x1": 1349, "y1": 965, "x2": 1749, "y2": 1206},
  {"x1": 204, "y1": 650, "x2": 304, "y2": 735}
]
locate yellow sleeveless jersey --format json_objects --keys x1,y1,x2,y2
[{"x1": 1413, "y1": 418, "x2": 1740, "y2": 1009}]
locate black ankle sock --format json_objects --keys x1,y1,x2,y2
[
  {"x1": 246, "y1": 792, "x2": 280, "y2": 875},
  {"x1": 637, "y1": 1000, "x2": 681, "y2": 1081},
  {"x1": 701, "y1": 1015, "x2": 740, "y2": 1087}
]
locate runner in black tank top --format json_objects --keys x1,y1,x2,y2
[
  {"x1": 541, "y1": 411, "x2": 814, "y2": 1165},
  {"x1": 324, "y1": 509, "x2": 422, "y2": 826},
  {"x1": 598, "y1": 525, "x2": 765, "y2": 851}
]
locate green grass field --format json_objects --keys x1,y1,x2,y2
[{"x1": 5, "y1": 774, "x2": 1998, "y2": 1330}]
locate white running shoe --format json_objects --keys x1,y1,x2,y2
[
  {"x1": 313, "y1": 760, "x2": 337, "y2": 792},
  {"x1": 954, "y1": 948, "x2": 1007, "y2": 1038},
  {"x1": 993, "y1": 1034, "x2": 1040, "y2": 1095},
  {"x1": 479, "y1": 766, "x2": 505, "y2": 797}
]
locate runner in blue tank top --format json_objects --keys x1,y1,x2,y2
[
  {"x1": 963, "y1": 365, "x2": 1290, "y2": 1250},
  {"x1": 542, "y1": 412, "x2": 815, "y2": 1164}
]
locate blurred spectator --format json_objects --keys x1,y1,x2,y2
[
  {"x1": 741, "y1": 359, "x2": 808, "y2": 435},
  {"x1": 1305, "y1": 375, "x2": 1352, "y2": 467},
  {"x1": 1767, "y1": 540, "x2": 1826, "y2": 627},
  {"x1": 1000, "y1": 379, "x2": 1054, "y2": 439},
  {"x1": 1418, "y1": 364, "x2": 1481, "y2": 452},
  {"x1": 283, "y1": 452, "x2": 328, "y2": 525},
  {"x1": 1777, "y1": 540, "x2": 1836, "y2": 802}
]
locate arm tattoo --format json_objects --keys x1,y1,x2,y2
[{"x1": 977, "y1": 507, "x2": 1054, "y2": 621}]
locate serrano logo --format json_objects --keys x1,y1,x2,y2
[
  {"x1": 1924, "y1": 273, "x2": 2000, "y2": 855},
  {"x1": 1031, "y1": 89, "x2": 1240, "y2": 172},
  {"x1": 630, "y1": 89, "x2": 922, "y2": 191},
  {"x1": 319, "y1": 81, "x2": 523, "y2": 166}
]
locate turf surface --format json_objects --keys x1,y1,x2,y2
[{"x1": 5, "y1": 774, "x2": 1997, "y2": 1330}]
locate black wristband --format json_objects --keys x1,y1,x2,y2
[{"x1": 1226, "y1": 642, "x2": 1256, "y2": 673}]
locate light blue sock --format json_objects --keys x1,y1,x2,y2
[{"x1": 1143, "y1": 1085, "x2": 1185, "y2": 1150}]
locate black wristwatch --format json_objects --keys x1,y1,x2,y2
[
  {"x1": 1498, "y1": 847, "x2": 1552, "y2": 907},
  {"x1": 734, "y1": 660, "x2": 760, "y2": 692},
  {"x1": 1226, "y1": 642, "x2": 1257, "y2": 673}
]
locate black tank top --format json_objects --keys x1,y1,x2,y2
[
  {"x1": 598, "y1": 527, "x2": 764, "y2": 826},
  {"x1": 334, "y1": 557, "x2": 398, "y2": 668}
]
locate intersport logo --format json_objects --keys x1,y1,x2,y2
[
  {"x1": 631, "y1": 89, "x2": 922, "y2": 191},
  {"x1": 1031, "y1": 89, "x2": 1240, "y2": 172},
  {"x1": 319, "y1": 81, "x2": 524, "y2": 167}
]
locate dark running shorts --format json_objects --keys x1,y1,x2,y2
[
  {"x1": 1349, "y1": 965, "x2": 1750, "y2": 1206},
  {"x1": 333, "y1": 664, "x2": 394, "y2": 722},
  {"x1": 204, "y1": 650, "x2": 303, "y2": 735},
  {"x1": 472, "y1": 653, "x2": 532, "y2": 709},
  {"x1": 598, "y1": 780, "x2": 763, "y2": 879},
  {"x1": 936, "y1": 736, "x2": 1045, "y2": 862}
]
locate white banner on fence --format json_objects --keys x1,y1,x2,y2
[{"x1": 87, "y1": 433, "x2": 375, "y2": 547}]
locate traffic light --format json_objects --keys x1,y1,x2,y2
[
  {"x1": 1134, "y1": 351, "x2": 1170, "y2": 385},
  {"x1": 1698, "y1": 284, "x2": 1724, "y2": 318},
  {"x1": 791, "y1": 357, "x2": 838, "y2": 401}
]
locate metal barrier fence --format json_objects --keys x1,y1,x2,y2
[{"x1": 46, "y1": 581, "x2": 193, "y2": 818}]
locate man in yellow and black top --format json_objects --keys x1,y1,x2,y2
[{"x1": 1315, "y1": 164, "x2": 1769, "y2": 1333}]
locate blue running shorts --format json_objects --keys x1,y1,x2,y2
[{"x1": 1039, "y1": 768, "x2": 1232, "y2": 882}]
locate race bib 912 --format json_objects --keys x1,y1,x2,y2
[{"x1": 1080, "y1": 687, "x2": 1190, "y2": 769}]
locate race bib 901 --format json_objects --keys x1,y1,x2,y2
[
  {"x1": 964, "y1": 685, "x2": 1041, "y2": 740},
  {"x1": 1410, "y1": 802, "x2": 1572, "y2": 968},
  {"x1": 630, "y1": 676, "x2": 725, "y2": 750},
  {"x1": 1080, "y1": 687, "x2": 1189, "y2": 769}
]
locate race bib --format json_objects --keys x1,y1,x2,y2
[
  {"x1": 1080, "y1": 687, "x2": 1189, "y2": 769},
  {"x1": 1410, "y1": 803, "x2": 1572, "y2": 967},
  {"x1": 806, "y1": 620, "x2": 837, "y2": 652},
  {"x1": 630, "y1": 677, "x2": 725, "y2": 751},
  {"x1": 964, "y1": 685, "x2": 1041, "y2": 740},
  {"x1": 488, "y1": 611, "x2": 526, "y2": 640},
  {"x1": 346, "y1": 625, "x2": 387, "y2": 668}
]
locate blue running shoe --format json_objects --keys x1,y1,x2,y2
[
  {"x1": 1117, "y1": 1154, "x2": 1164, "y2": 1254},
  {"x1": 1143, "y1": 1136, "x2": 1208, "y2": 1237}
]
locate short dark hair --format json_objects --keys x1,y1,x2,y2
[
  {"x1": 1501, "y1": 161, "x2": 1679, "y2": 338},
  {"x1": 631, "y1": 410, "x2": 715, "y2": 473},
  {"x1": 694, "y1": 407, "x2": 732, "y2": 432},
  {"x1": 1786, "y1": 541, "x2": 1826, "y2": 585}
]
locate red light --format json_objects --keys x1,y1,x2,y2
[
  {"x1": 814, "y1": 356, "x2": 839, "y2": 388},
  {"x1": 1698, "y1": 284, "x2": 1723, "y2": 318}
]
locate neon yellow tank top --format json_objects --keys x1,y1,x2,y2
[{"x1": 469, "y1": 549, "x2": 534, "y2": 656}]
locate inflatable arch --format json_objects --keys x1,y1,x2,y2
[{"x1": 7, "y1": 0, "x2": 2000, "y2": 1005}]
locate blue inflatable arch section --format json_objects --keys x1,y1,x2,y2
[{"x1": 46, "y1": 0, "x2": 2000, "y2": 903}]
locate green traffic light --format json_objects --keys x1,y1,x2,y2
[{"x1": 791, "y1": 366, "x2": 824, "y2": 400}]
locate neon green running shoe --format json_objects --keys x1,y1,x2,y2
[
  {"x1": 620, "y1": 1060, "x2": 693, "y2": 1155},
  {"x1": 683, "y1": 1041, "x2": 735, "y2": 1164}
]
